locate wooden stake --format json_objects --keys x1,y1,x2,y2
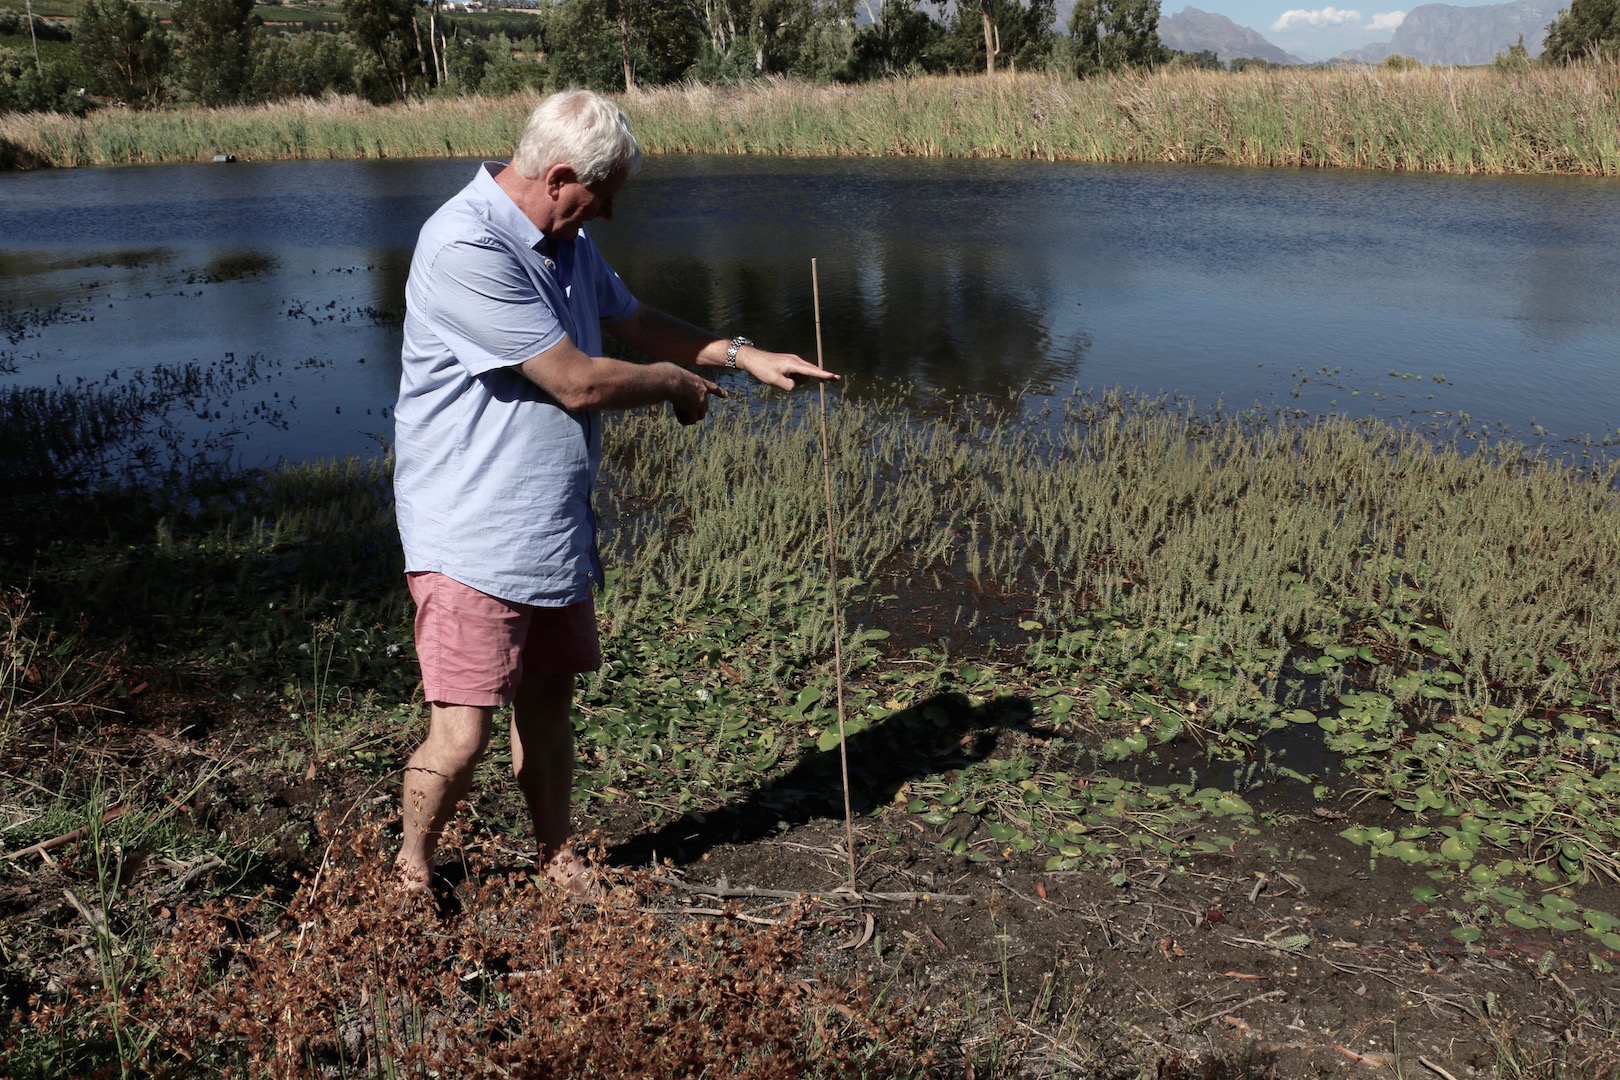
[{"x1": 812, "y1": 258, "x2": 857, "y2": 892}]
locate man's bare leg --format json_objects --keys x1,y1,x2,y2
[
  {"x1": 511, "y1": 673, "x2": 577, "y2": 872},
  {"x1": 396, "y1": 702, "x2": 493, "y2": 887}
]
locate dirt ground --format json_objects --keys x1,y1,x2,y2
[{"x1": 6, "y1": 665, "x2": 1619, "y2": 1080}]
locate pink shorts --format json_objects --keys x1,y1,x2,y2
[{"x1": 407, "y1": 572, "x2": 601, "y2": 707}]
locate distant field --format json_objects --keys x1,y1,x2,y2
[
  {"x1": 8, "y1": 2, "x2": 545, "y2": 26},
  {"x1": 3, "y1": 65, "x2": 1617, "y2": 174},
  {"x1": 0, "y1": 33, "x2": 74, "y2": 61}
]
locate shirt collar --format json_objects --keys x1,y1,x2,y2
[{"x1": 473, "y1": 161, "x2": 545, "y2": 252}]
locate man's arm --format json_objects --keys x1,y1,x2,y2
[
  {"x1": 517, "y1": 335, "x2": 724, "y2": 421},
  {"x1": 605, "y1": 306, "x2": 839, "y2": 391}
]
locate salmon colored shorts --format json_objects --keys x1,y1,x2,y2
[{"x1": 407, "y1": 571, "x2": 601, "y2": 707}]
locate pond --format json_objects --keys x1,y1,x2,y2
[{"x1": 2, "y1": 154, "x2": 1618, "y2": 467}]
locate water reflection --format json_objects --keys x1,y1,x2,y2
[{"x1": 1, "y1": 154, "x2": 1617, "y2": 465}]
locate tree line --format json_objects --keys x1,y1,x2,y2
[{"x1": 3, "y1": 0, "x2": 1617, "y2": 116}]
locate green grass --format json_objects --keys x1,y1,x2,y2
[
  {"x1": 6, "y1": 382, "x2": 1620, "y2": 1074},
  {"x1": 7, "y1": 385, "x2": 1619, "y2": 918},
  {"x1": 3, "y1": 63, "x2": 1617, "y2": 172}
]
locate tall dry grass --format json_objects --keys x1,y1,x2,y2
[{"x1": 3, "y1": 61, "x2": 1617, "y2": 173}]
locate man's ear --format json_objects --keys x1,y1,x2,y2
[{"x1": 543, "y1": 163, "x2": 579, "y2": 196}]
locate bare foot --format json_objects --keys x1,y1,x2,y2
[
  {"x1": 541, "y1": 849, "x2": 598, "y2": 899},
  {"x1": 394, "y1": 858, "x2": 431, "y2": 895}
]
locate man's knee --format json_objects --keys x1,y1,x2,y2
[
  {"x1": 426, "y1": 703, "x2": 494, "y2": 770},
  {"x1": 515, "y1": 673, "x2": 575, "y2": 717}
]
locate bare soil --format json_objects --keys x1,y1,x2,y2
[{"x1": 7, "y1": 666, "x2": 1619, "y2": 1078}]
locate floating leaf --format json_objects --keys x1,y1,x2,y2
[{"x1": 1504, "y1": 908, "x2": 1542, "y2": 930}]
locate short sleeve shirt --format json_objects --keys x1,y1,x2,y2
[{"x1": 394, "y1": 162, "x2": 638, "y2": 606}]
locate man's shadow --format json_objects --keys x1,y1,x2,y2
[{"x1": 606, "y1": 690, "x2": 1035, "y2": 868}]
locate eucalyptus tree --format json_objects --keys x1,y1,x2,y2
[
  {"x1": 341, "y1": 0, "x2": 428, "y2": 101},
  {"x1": 171, "y1": 0, "x2": 260, "y2": 105},
  {"x1": 845, "y1": 0, "x2": 945, "y2": 77},
  {"x1": 939, "y1": 0, "x2": 1056, "y2": 73},
  {"x1": 1542, "y1": 0, "x2": 1620, "y2": 60},
  {"x1": 74, "y1": 0, "x2": 170, "y2": 106},
  {"x1": 1068, "y1": 0, "x2": 1165, "y2": 76}
]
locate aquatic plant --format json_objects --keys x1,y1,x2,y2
[{"x1": 1, "y1": 61, "x2": 1616, "y2": 173}]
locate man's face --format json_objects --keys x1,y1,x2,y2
[{"x1": 550, "y1": 167, "x2": 627, "y2": 239}]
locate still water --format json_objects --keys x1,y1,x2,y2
[{"x1": 2, "y1": 154, "x2": 1617, "y2": 466}]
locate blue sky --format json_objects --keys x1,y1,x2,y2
[{"x1": 1158, "y1": 0, "x2": 1518, "y2": 60}]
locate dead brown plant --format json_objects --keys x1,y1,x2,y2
[{"x1": 28, "y1": 813, "x2": 935, "y2": 1078}]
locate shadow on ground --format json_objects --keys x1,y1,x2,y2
[{"x1": 607, "y1": 690, "x2": 1035, "y2": 867}]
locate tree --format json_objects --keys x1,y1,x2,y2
[
  {"x1": 844, "y1": 0, "x2": 945, "y2": 78},
  {"x1": 684, "y1": 0, "x2": 826, "y2": 82},
  {"x1": 1167, "y1": 47, "x2": 1220, "y2": 69},
  {"x1": 542, "y1": 0, "x2": 634, "y2": 90},
  {"x1": 1542, "y1": 0, "x2": 1620, "y2": 61},
  {"x1": 250, "y1": 30, "x2": 358, "y2": 99},
  {"x1": 1, "y1": 45, "x2": 92, "y2": 113},
  {"x1": 1068, "y1": 0, "x2": 1165, "y2": 77},
  {"x1": 172, "y1": 0, "x2": 260, "y2": 105},
  {"x1": 341, "y1": 0, "x2": 426, "y2": 101},
  {"x1": 940, "y1": 0, "x2": 1055, "y2": 74},
  {"x1": 74, "y1": 0, "x2": 170, "y2": 106},
  {"x1": 1493, "y1": 33, "x2": 1533, "y2": 71}
]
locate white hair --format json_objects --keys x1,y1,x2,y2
[{"x1": 511, "y1": 90, "x2": 642, "y2": 185}]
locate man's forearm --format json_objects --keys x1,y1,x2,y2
[
  {"x1": 518, "y1": 343, "x2": 680, "y2": 411},
  {"x1": 517, "y1": 335, "x2": 723, "y2": 419},
  {"x1": 607, "y1": 306, "x2": 732, "y2": 369},
  {"x1": 606, "y1": 306, "x2": 838, "y2": 392}
]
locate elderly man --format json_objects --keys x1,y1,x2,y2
[{"x1": 392, "y1": 90, "x2": 836, "y2": 890}]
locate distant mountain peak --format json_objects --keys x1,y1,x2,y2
[
  {"x1": 1338, "y1": 0, "x2": 1566, "y2": 64},
  {"x1": 1159, "y1": 6, "x2": 1306, "y2": 64}
]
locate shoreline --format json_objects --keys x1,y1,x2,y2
[{"x1": 3, "y1": 65, "x2": 1617, "y2": 175}]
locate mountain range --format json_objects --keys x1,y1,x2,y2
[
  {"x1": 876, "y1": 1, "x2": 1569, "y2": 68},
  {"x1": 1157, "y1": 6, "x2": 1306, "y2": 64},
  {"x1": 1337, "y1": 0, "x2": 1567, "y2": 64}
]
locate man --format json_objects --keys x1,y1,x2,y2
[{"x1": 392, "y1": 89, "x2": 836, "y2": 890}]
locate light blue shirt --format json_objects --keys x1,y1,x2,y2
[{"x1": 394, "y1": 162, "x2": 638, "y2": 606}]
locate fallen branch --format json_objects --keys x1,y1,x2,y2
[
  {"x1": 1419, "y1": 1056, "x2": 1461, "y2": 1080},
  {"x1": 4, "y1": 804, "x2": 125, "y2": 861},
  {"x1": 1333, "y1": 1043, "x2": 1394, "y2": 1068},
  {"x1": 649, "y1": 875, "x2": 970, "y2": 904},
  {"x1": 646, "y1": 906, "x2": 783, "y2": 926},
  {"x1": 1188, "y1": 988, "x2": 1286, "y2": 1027}
]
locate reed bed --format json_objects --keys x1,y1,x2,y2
[{"x1": 3, "y1": 62, "x2": 1617, "y2": 173}]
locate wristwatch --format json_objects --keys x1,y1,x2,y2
[{"x1": 724, "y1": 336, "x2": 753, "y2": 369}]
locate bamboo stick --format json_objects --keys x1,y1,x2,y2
[{"x1": 812, "y1": 258, "x2": 857, "y2": 892}]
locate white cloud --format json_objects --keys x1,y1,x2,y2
[
  {"x1": 1271, "y1": 6, "x2": 1363, "y2": 32},
  {"x1": 1270, "y1": 5, "x2": 1407, "y2": 34}
]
